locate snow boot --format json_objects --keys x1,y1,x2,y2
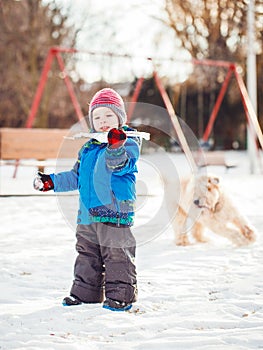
[
  {"x1": 62, "y1": 295, "x2": 82, "y2": 306},
  {"x1": 102, "y1": 298, "x2": 132, "y2": 312}
]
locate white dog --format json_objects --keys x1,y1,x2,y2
[{"x1": 170, "y1": 174, "x2": 256, "y2": 246}]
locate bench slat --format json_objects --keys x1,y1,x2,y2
[
  {"x1": 194, "y1": 151, "x2": 237, "y2": 169},
  {"x1": 0, "y1": 128, "x2": 85, "y2": 160}
]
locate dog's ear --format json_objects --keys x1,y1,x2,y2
[{"x1": 209, "y1": 176, "x2": 220, "y2": 185}]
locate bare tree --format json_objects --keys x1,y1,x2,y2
[
  {"x1": 163, "y1": 0, "x2": 262, "y2": 62},
  {"x1": 161, "y1": 0, "x2": 263, "y2": 139},
  {"x1": 0, "y1": 0, "x2": 77, "y2": 127}
]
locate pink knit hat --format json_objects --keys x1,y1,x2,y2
[{"x1": 88, "y1": 88, "x2": 127, "y2": 131}]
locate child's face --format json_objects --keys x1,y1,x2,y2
[{"x1": 92, "y1": 107, "x2": 119, "y2": 132}]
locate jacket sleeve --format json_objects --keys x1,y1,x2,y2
[
  {"x1": 50, "y1": 161, "x2": 79, "y2": 192},
  {"x1": 105, "y1": 137, "x2": 140, "y2": 175}
]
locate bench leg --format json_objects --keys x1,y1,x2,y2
[{"x1": 12, "y1": 160, "x2": 20, "y2": 179}]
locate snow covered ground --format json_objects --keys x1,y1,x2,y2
[{"x1": 0, "y1": 150, "x2": 263, "y2": 350}]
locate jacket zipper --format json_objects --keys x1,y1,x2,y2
[
  {"x1": 111, "y1": 190, "x2": 120, "y2": 227},
  {"x1": 87, "y1": 145, "x2": 103, "y2": 210}
]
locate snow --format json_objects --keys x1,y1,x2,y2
[{"x1": 1, "y1": 150, "x2": 263, "y2": 349}]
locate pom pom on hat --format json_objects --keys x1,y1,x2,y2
[{"x1": 88, "y1": 88, "x2": 127, "y2": 131}]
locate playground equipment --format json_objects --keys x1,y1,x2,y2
[{"x1": 2, "y1": 47, "x2": 262, "y2": 175}]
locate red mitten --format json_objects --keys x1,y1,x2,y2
[
  {"x1": 107, "y1": 128, "x2": 127, "y2": 149},
  {"x1": 33, "y1": 172, "x2": 54, "y2": 192}
]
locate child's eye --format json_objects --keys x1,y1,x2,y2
[{"x1": 106, "y1": 114, "x2": 114, "y2": 118}]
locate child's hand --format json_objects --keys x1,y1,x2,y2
[
  {"x1": 107, "y1": 128, "x2": 127, "y2": 149},
  {"x1": 33, "y1": 172, "x2": 54, "y2": 192}
]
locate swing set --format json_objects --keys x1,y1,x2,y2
[{"x1": 1, "y1": 46, "x2": 263, "y2": 175}]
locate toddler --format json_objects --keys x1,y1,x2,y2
[{"x1": 34, "y1": 88, "x2": 140, "y2": 311}]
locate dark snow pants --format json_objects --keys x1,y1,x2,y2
[{"x1": 70, "y1": 223, "x2": 137, "y2": 304}]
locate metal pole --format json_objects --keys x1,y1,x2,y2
[
  {"x1": 25, "y1": 48, "x2": 55, "y2": 128},
  {"x1": 55, "y1": 52, "x2": 84, "y2": 122},
  {"x1": 127, "y1": 77, "x2": 144, "y2": 123},
  {"x1": 202, "y1": 66, "x2": 233, "y2": 142},
  {"x1": 234, "y1": 68, "x2": 263, "y2": 150},
  {"x1": 247, "y1": 0, "x2": 258, "y2": 173},
  {"x1": 153, "y1": 71, "x2": 198, "y2": 173}
]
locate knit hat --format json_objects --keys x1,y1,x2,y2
[{"x1": 88, "y1": 88, "x2": 127, "y2": 131}]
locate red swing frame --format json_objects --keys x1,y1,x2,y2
[{"x1": 26, "y1": 46, "x2": 263, "y2": 155}]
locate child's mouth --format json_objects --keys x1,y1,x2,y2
[{"x1": 100, "y1": 126, "x2": 110, "y2": 132}]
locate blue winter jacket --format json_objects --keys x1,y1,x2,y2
[{"x1": 50, "y1": 133, "x2": 140, "y2": 226}]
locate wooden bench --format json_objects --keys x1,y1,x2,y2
[
  {"x1": 0, "y1": 128, "x2": 86, "y2": 176},
  {"x1": 194, "y1": 151, "x2": 237, "y2": 170}
]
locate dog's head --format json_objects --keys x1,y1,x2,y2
[{"x1": 193, "y1": 174, "x2": 221, "y2": 212}]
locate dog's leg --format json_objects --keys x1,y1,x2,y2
[
  {"x1": 192, "y1": 221, "x2": 208, "y2": 243},
  {"x1": 232, "y1": 218, "x2": 256, "y2": 243},
  {"x1": 207, "y1": 220, "x2": 255, "y2": 246},
  {"x1": 172, "y1": 206, "x2": 191, "y2": 246},
  {"x1": 240, "y1": 224, "x2": 256, "y2": 243},
  {"x1": 214, "y1": 195, "x2": 256, "y2": 245}
]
